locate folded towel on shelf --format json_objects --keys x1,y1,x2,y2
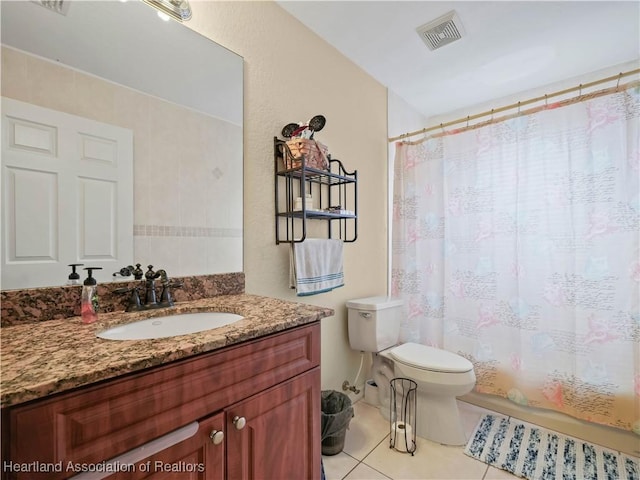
[{"x1": 290, "y1": 239, "x2": 344, "y2": 296}]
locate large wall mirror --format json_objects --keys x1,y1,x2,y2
[{"x1": 1, "y1": 0, "x2": 243, "y2": 289}]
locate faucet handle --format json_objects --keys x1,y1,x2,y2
[
  {"x1": 113, "y1": 265, "x2": 133, "y2": 278},
  {"x1": 132, "y1": 264, "x2": 144, "y2": 280},
  {"x1": 145, "y1": 265, "x2": 156, "y2": 280},
  {"x1": 114, "y1": 286, "x2": 142, "y2": 312}
]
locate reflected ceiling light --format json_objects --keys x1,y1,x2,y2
[
  {"x1": 34, "y1": 0, "x2": 70, "y2": 16},
  {"x1": 142, "y1": 0, "x2": 192, "y2": 22}
]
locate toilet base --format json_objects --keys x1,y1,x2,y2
[
  {"x1": 372, "y1": 350, "x2": 474, "y2": 446},
  {"x1": 414, "y1": 391, "x2": 467, "y2": 446}
]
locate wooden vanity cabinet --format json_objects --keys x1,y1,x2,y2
[
  {"x1": 106, "y1": 412, "x2": 226, "y2": 480},
  {"x1": 105, "y1": 369, "x2": 320, "y2": 480},
  {"x1": 2, "y1": 323, "x2": 321, "y2": 480}
]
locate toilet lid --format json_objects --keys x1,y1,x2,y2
[{"x1": 389, "y1": 343, "x2": 473, "y2": 373}]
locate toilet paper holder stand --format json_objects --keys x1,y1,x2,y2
[{"x1": 389, "y1": 377, "x2": 417, "y2": 455}]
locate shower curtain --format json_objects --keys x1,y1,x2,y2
[{"x1": 391, "y1": 83, "x2": 640, "y2": 434}]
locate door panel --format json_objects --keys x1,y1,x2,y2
[
  {"x1": 78, "y1": 177, "x2": 116, "y2": 259},
  {"x1": 7, "y1": 115, "x2": 57, "y2": 156},
  {"x1": 4, "y1": 166, "x2": 58, "y2": 261}
]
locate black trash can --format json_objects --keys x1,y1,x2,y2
[{"x1": 320, "y1": 390, "x2": 354, "y2": 456}]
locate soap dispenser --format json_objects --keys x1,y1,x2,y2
[
  {"x1": 81, "y1": 267, "x2": 102, "y2": 324},
  {"x1": 67, "y1": 263, "x2": 84, "y2": 285}
]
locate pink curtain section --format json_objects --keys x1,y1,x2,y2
[{"x1": 391, "y1": 84, "x2": 640, "y2": 434}]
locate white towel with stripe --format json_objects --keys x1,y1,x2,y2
[{"x1": 290, "y1": 239, "x2": 344, "y2": 296}]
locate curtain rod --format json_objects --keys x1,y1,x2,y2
[{"x1": 388, "y1": 68, "x2": 640, "y2": 143}]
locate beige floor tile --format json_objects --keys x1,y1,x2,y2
[
  {"x1": 362, "y1": 436, "x2": 488, "y2": 480},
  {"x1": 343, "y1": 400, "x2": 518, "y2": 480},
  {"x1": 344, "y1": 463, "x2": 392, "y2": 480},
  {"x1": 458, "y1": 399, "x2": 506, "y2": 441},
  {"x1": 458, "y1": 400, "x2": 494, "y2": 430},
  {"x1": 483, "y1": 466, "x2": 521, "y2": 479},
  {"x1": 343, "y1": 402, "x2": 389, "y2": 460},
  {"x1": 322, "y1": 452, "x2": 359, "y2": 480}
]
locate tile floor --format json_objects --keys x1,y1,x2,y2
[{"x1": 322, "y1": 400, "x2": 519, "y2": 480}]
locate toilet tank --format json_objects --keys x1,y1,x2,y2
[{"x1": 347, "y1": 296, "x2": 403, "y2": 352}]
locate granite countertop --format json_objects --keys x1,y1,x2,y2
[{"x1": 1, "y1": 294, "x2": 334, "y2": 408}]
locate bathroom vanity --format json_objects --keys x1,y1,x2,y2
[{"x1": 1, "y1": 281, "x2": 331, "y2": 480}]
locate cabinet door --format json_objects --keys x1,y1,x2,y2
[
  {"x1": 226, "y1": 368, "x2": 320, "y2": 480},
  {"x1": 106, "y1": 412, "x2": 225, "y2": 480}
]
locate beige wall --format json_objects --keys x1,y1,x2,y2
[{"x1": 187, "y1": 1, "x2": 388, "y2": 392}]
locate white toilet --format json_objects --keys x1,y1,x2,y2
[{"x1": 347, "y1": 296, "x2": 476, "y2": 446}]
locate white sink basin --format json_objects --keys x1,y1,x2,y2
[{"x1": 97, "y1": 311, "x2": 244, "y2": 340}]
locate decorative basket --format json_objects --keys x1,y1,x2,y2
[{"x1": 285, "y1": 139, "x2": 329, "y2": 170}]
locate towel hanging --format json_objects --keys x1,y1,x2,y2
[{"x1": 290, "y1": 239, "x2": 344, "y2": 296}]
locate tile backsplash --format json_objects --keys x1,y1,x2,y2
[{"x1": 1, "y1": 272, "x2": 244, "y2": 327}]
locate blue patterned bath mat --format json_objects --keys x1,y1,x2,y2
[{"x1": 464, "y1": 414, "x2": 640, "y2": 480}]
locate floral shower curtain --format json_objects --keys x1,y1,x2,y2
[{"x1": 391, "y1": 83, "x2": 640, "y2": 434}]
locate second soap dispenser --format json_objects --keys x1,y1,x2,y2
[
  {"x1": 81, "y1": 267, "x2": 102, "y2": 324},
  {"x1": 67, "y1": 263, "x2": 84, "y2": 285}
]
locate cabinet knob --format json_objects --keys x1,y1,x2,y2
[
  {"x1": 233, "y1": 416, "x2": 246, "y2": 430},
  {"x1": 209, "y1": 429, "x2": 224, "y2": 445}
]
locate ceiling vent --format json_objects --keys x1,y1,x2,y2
[
  {"x1": 416, "y1": 10, "x2": 465, "y2": 51},
  {"x1": 33, "y1": 0, "x2": 70, "y2": 16}
]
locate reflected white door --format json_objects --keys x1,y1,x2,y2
[{"x1": 1, "y1": 97, "x2": 133, "y2": 289}]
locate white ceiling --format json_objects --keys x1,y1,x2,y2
[{"x1": 278, "y1": 1, "x2": 640, "y2": 119}]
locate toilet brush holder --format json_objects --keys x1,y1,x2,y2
[{"x1": 389, "y1": 378, "x2": 417, "y2": 455}]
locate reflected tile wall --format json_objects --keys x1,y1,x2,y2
[{"x1": 133, "y1": 225, "x2": 243, "y2": 278}]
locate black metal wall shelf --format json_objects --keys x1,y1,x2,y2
[{"x1": 274, "y1": 137, "x2": 358, "y2": 244}]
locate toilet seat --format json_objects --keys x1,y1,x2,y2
[{"x1": 389, "y1": 343, "x2": 473, "y2": 373}]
